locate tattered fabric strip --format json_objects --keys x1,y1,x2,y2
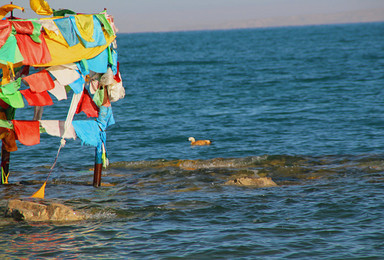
[{"x1": 72, "y1": 120, "x2": 100, "y2": 147}]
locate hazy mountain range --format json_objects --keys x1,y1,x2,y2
[{"x1": 168, "y1": 8, "x2": 384, "y2": 32}]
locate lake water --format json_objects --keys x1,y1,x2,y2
[{"x1": 1, "y1": 22, "x2": 384, "y2": 259}]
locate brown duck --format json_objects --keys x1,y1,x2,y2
[{"x1": 188, "y1": 137, "x2": 212, "y2": 146}]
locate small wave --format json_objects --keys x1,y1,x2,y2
[
  {"x1": 84, "y1": 210, "x2": 117, "y2": 220},
  {"x1": 109, "y1": 154, "x2": 384, "y2": 182},
  {"x1": 125, "y1": 60, "x2": 225, "y2": 68},
  {"x1": 153, "y1": 60, "x2": 224, "y2": 66},
  {"x1": 111, "y1": 156, "x2": 268, "y2": 170}
]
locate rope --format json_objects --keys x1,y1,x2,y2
[{"x1": 43, "y1": 138, "x2": 66, "y2": 183}]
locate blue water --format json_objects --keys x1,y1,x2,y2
[{"x1": 1, "y1": 22, "x2": 384, "y2": 259}]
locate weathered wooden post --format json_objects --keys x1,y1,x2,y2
[
  {"x1": 92, "y1": 72, "x2": 117, "y2": 187},
  {"x1": 93, "y1": 152, "x2": 102, "y2": 187}
]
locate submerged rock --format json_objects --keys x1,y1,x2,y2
[
  {"x1": 225, "y1": 177, "x2": 277, "y2": 187},
  {"x1": 5, "y1": 199, "x2": 85, "y2": 222}
]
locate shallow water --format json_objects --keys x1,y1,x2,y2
[{"x1": 1, "y1": 22, "x2": 384, "y2": 259}]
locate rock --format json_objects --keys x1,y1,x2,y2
[
  {"x1": 225, "y1": 176, "x2": 277, "y2": 187},
  {"x1": 5, "y1": 199, "x2": 85, "y2": 222}
]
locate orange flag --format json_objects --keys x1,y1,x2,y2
[{"x1": 31, "y1": 182, "x2": 46, "y2": 199}]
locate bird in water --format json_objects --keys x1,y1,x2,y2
[{"x1": 188, "y1": 137, "x2": 212, "y2": 146}]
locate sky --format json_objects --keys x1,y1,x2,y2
[{"x1": 8, "y1": 0, "x2": 384, "y2": 33}]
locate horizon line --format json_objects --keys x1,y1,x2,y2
[{"x1": 117, "y1": 20, "x2": 384, "y2": 35}]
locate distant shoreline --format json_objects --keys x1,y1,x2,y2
[
  {"x1": 121, "y1": 7, "x2": 384, "y2": 34},
  {"x1": 119, "y1": 20, "x2": 384, "y2": 35}
]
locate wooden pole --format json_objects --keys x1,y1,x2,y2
[
  {"x1": 93, "y1": 163, "x2": 102, "y2": 187},
  {"x1": 10, "y1": 2, "x2": 13, "y2": 19},
  {"x1": 93, "y1": 148, "x2": 102, "y2": 187},
  {"x1": 93, "y1": 90, "x2": 110, "y2": 187}
]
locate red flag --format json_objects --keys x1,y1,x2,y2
[
  {"x1": 0, "y1": 21, "x2": 12, "y2": 48},
  {"x1": 20, "y1": 89, "x2": 53, "y2": 106},
  {"x1": 23, "y1": 70, "x2": 54, "y2": 93},
  {"x1": 15, "y1": 33, "x2": 51, "y2": 65},
  {"x1": 12, "y1": 120, "x2": 40, "y2": 146},
  {"x1": 114, "y1": 62, "x2": 121, "y2": 83},
  {"x1": 76, "y1": 88, "x2": 99, "y2": 118},
  {"x1": 11, "y1": 21, "x2": 34, "y2": 35}
]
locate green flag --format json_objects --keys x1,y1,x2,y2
[
  {"x1": 0, "y1": 91, "x2": 25, "y2": 108},
  {"x1": 1, "y1": 78, "x2": 21, "y2": 95}
]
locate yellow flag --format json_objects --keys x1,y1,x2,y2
[
  {"x1": 34, "y1": 29, "x2": 116, "y2": 67},
  {"x1": 0, "y1": 4, "x2": 24, "y2": 20},
  {"x1": 30, "y1": 0, "x2": 53, "y2": 16},
  {"x1": 75, "y1": 15, "x2": 95, "y2": 43},
  {"x1": 31, "y1": 182, "x2": 46, "y2": 199}
]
